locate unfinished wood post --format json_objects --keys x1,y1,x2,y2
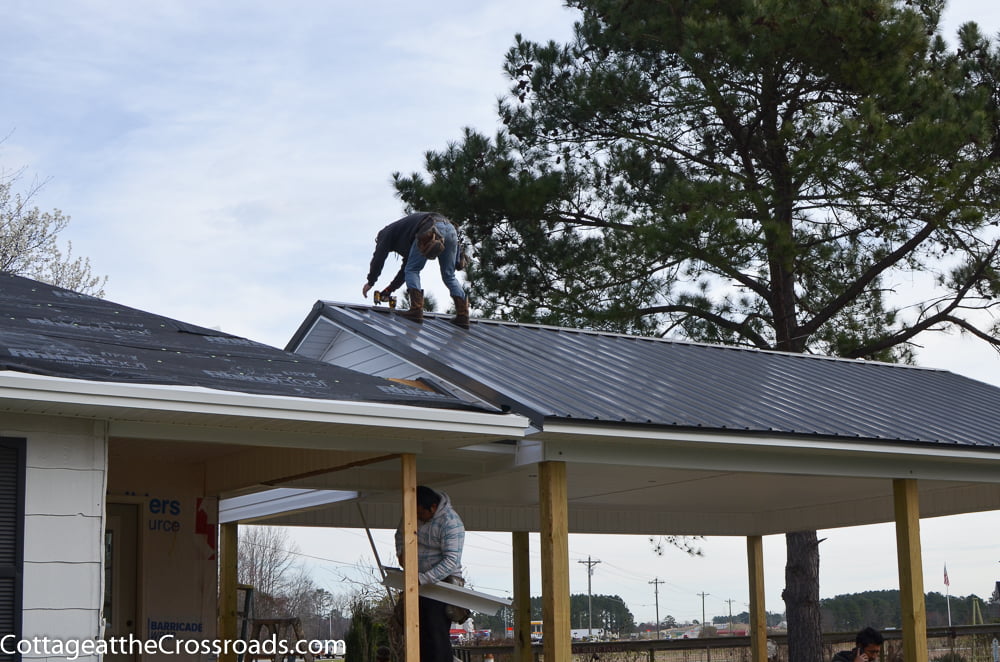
[
  {"x1": 512, "y1": 531, "x2": 532, "y2": 662},
  {"x1": 539, "y1": 461, "x2": 570, "y2": 662},
  {"x1": 893, "y1": 479, "x2": 928, "y2": 662},
  {"x1": 401, "y1": 454, "x2": 420, "y2": 662},
  {"x1": 746, "y1": 535, "x2": 767, "y2": 662},
  {"x1": 219, "y1": 522, "x2": 238, "y2": 662}
]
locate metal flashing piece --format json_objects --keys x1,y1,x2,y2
[
  {"x1": 219, "y1": 488, "x2": 358, "y2": 523},
  {"x1": 381, "y1": 567, "x2": 512, "y2": 614}
]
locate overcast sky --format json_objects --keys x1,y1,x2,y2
[{"x1": 2, "y1": 1, "x2": 999, "y2": 627}]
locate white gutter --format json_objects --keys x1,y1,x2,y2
[
  {"x1": 532, "y1": 421, "x2": 1000, "y2": 482},
  {"x1": 0, "y1": 371, "x2": 529, "y2": 436},
  {"x1": 538, "y1": 421, "x2": 1000, "y2": 458}
]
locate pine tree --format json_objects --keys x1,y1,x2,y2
[{"x1": 393, "y1": 2, "x2": 1000, "y2": 660}]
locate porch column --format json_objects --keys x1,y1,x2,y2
[
  {"x1": 512, "y1": 531, "x2": 532, "y2": 662},
  {"x1": 539, "y1": 460, "x2": 570, "y2": 662},
  {"x1": 746, "y1": 535, "x2": 767, "y2": 662},
  {"x1": 893, "y1": 478, "x2": 928, "y2": 662},
  {"x1": 401, "y1": 454, "x2": 420, "y2": 662},
  {"x1": 218, "y1": 522, "x2": 238, "y2": 662}
]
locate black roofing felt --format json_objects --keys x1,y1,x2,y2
[
  {"x1": 298, "y1": 302, "x2": 1000, "y2": 448},
  {"x1": 0, "y1": 273, "x2": 484, "y2": 410}
]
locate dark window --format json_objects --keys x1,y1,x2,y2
[{"x1": 0, "y1": 438, "x2": 25, "y2": 662}]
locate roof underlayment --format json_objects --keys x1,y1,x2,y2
[{"x1": 0, "y1": 273, "x2": 488, "y2": 411}]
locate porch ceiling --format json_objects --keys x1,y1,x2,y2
[{"x1": 242, "y1": 430, "x2": 1000, "y2": 536}]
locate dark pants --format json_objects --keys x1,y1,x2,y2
[{"x1": 419, "y1": 596, "x2": 453, "y2": 662}]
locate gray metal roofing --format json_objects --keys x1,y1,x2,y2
[
  {"x1": 293, "y1": 302, "x2": 1000, "y2": 448},
  {"x1": 0, "y1": 273, "x2": 487, "y2": 410}
]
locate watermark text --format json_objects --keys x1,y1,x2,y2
[{"x1": 0, "y1": 634, "x2": 347, "y2": 660}]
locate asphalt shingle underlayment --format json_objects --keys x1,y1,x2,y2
[{"x1": 0, "y1": 273, "x2": 486, "y2": 411}]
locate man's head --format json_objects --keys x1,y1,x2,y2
[
  {"x1": 855, "y1": 627, "x2": 883, "y2": 659},
  {"x1": 417, "y1": 227, "x2": 445, "y2": 260},
  {"x1": 416, "y1": 485, "x2": 442, "y2": 522}
]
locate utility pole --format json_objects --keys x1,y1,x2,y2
[
  {"x1": 698, "y1": 592, "x2": 710, "y2": 631},
  {"x1": 649, "y1": 578, "x2": 665, "y2": 639},
  {"x1": 579, "y1": 556, "x2": 602, "y2": 639},
  {"x1": 724, "y1": 599, "x2": 735, "y2": 635}
]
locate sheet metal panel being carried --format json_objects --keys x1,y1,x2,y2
[
  {"x1": 297, "y1": 302, "x2": 1000, "y2": 448},
  {"x1": 0, "y1": 273, "x2": 483, "y2": 411}
]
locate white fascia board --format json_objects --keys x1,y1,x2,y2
[
  {"x1": 532, "y1": 422, "x2": 1000, "y2": 482},
  {"x1": 219, "y1": 488, "x2": 358, "y2": 523},
  {"x1": 0, "y1": 372, "x2": 528, "y2": 436}
]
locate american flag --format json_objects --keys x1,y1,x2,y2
[{"x1": 944, "y1": 564, "x2": 950, "y2": 587}]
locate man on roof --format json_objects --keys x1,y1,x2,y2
[{"x1": 362, "y1": 211, "x2": 470, "y2": 329}]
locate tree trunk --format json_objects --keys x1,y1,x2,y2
[{"x1": 783, "y1": 530, "x2": 823, "y2": 662}]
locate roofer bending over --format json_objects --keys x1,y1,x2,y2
[{"x1": 363, "y1": 212, "x2": 470, "y2": 329}]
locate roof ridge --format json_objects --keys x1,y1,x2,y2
[{"x1": 317, "y1": 300, "x2": 944, "y2": 374}]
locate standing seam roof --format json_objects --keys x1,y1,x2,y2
[{"x1": 308, "y1": 303, "x2": 1000, "y2": 448}]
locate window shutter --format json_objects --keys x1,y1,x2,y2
[{"x1": 0, "y1": 438, "x2": 25, "y2": 662}]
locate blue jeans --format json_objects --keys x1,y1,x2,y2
[{"x1": 404, "y1": 220, "x2": 465, "y2": 299}]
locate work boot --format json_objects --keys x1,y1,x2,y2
[
  {"x1": 449, "y1": 294, "x2": 470, "y2": 330},
  {"x1": 399, "y1": 288, "x2": 424, "y2": 323}
]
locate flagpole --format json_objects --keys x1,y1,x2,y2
[{"x1": 944, "y1": 564, "x2": 952, "y2": 628}]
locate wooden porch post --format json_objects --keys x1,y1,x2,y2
[
  {"x1": 512, "y1": 531, "x2": 532, "y2": 662},
  {"x1": 218, "y1": 522, "x2": 238, "y2": 662},
  {"x1": 401, "y1": 454, "x2": 420, "y2": 662},
  {"x1": 539, "y1": 460, "x2": 570, "y2": 662},
  {"x1": 746, "y1": 535, "x2": 767, "y2": 662},
  {"x1": 893, "y1": 478, "x2": 928, "y2": 662}
]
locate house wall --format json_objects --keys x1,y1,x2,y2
[
  {"x1": 1, "y1": 413, "x2": 107, "y2": 662},
  {"x1": 107, "y1": 447, "x2": 217, "y2": 662},
  {"x1": 0, "y1": 412, "x2": 219, "y2": 662}
]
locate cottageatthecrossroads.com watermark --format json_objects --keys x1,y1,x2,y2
[{"x1": 1, "y1": 634, "x2": 347, "y2": 660}]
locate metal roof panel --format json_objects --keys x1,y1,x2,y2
[{"x1": 305, "y1": 302, "x2": 1000, "y2": 448}]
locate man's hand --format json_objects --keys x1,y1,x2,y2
[{"x1": 362, "y1": 283, "x2": 373, "y2": 298}]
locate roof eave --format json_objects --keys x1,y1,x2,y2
[
  {"x1": 0, "y1": 371, "x2": 529, "y2": 446},
  {"x1": 531, "y1": 420, "x2": 1000, "y2": 482}
]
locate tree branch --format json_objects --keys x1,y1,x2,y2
[{"x1": 635, "y1": 303, "x2": 772, "y2": 349}]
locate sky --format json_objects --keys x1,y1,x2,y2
[{"x1": 2, "y1": 0, "x2": 1000, "y2": 628}]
